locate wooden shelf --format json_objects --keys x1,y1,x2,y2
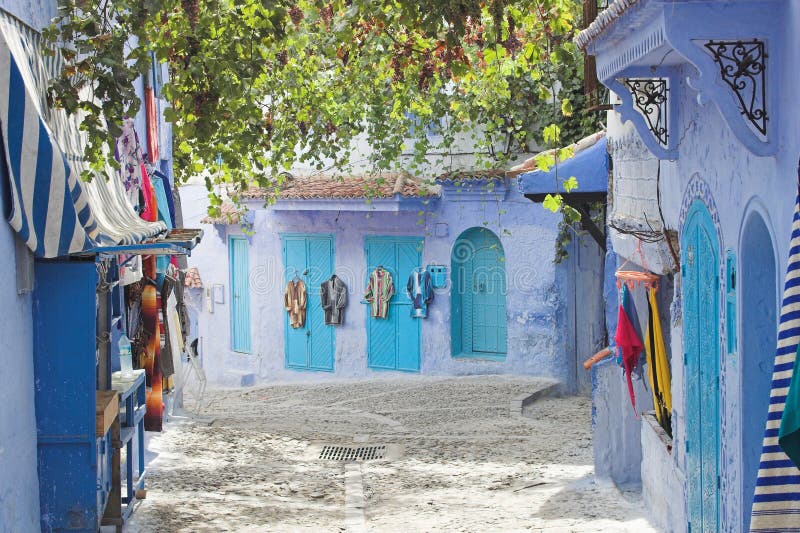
[{"x1": 96, "y1": 390, "x2": 119, "y2": 438}]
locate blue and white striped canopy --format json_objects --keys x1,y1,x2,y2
[
  {"x1": 0, "y1": 11, "x2": 165, "y2": 258},
  {"x1": 750, "y1": 191, "x2": 800, "y2": 531}
]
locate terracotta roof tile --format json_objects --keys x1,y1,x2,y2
[
  {"x1": 201, "y1": 202, "x2": 246, "y2": 225},
  {"x1": 239, "y1": 173, "x2": 439, "y2": 200}
]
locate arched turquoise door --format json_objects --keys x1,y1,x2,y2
[
  {"x1": 451, "y1": 228, "x2": 507, "y2": 359},
  {"x1": 682, "y1": 200, "x2": 721, "y2": 533}
]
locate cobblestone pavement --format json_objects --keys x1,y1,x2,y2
[{"x1": 125, "y1": 375, "x2": 658, "y2": 532}]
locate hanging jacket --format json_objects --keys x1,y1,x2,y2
[
  {"x1": 284, "y1": 279, "x2": 307, "y2": 328},
  {"x1": 406, "y1": 267, "x2": 433, "y2": 318},
  {"x1": 320, "y1": 275, "x2": 347, "y2": 326},
  {"x1": 365, "y1": 267, "x2": 394, "y2": 319}
]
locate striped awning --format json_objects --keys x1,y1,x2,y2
[
  {"x1": 750, "y1": 189, "x2": 800, "y2": 531},
  {"x1": 0, "y1": 11, "x2": 165, "y2": 258}
]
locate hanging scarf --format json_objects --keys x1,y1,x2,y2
[{"x1": 615, "y1": 298, "x2": 643, "y2": 416}]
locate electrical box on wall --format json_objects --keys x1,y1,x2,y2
[{"x1": 427, "y1": 265, "x2": 447, "y2": 288}]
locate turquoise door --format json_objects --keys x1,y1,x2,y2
[
  {"x1": 282, "y1": 234, "x2": 335, "y2": 371},
  {"x1": 451, "y1": 227, "x2": 507, "y2": 358},
  {"x1": 682, "y1": 200, "x2": 720, "y2": 533},
  {"x1": 365, "y1": 236, "x2": 422, "y2": 372},
  {"x1": 229, "y1": 236, "x2": 251, "y2": 353}
]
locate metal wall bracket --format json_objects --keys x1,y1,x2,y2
[
  {"x1": 622, "y1": 78, "x2": 669, "y2": 146},
  {"x1": 703, "y1": 39, "x2": 767, "y2": 137},
  {"x1": 607, "y1": 68, "x2": 680, "y2": 160}
]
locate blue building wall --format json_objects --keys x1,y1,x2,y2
[
  {"x1": 0, "y1": 3, "x2": 55, "y2": 531},
  {"x1": 591, "y1": 2, "x2": 800, "y2": 531},
  {"x1": 182, "y1": 180, "x2": 606, "y2": 387}
]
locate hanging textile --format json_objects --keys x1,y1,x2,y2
[
  {"x1": 365, "y1": 267, "x2": 394, "y2": 319},
  {"x1": 779, "y1": 343, "x2": 800, "y2": 467},
  {"x1": 615, "y1": 287, "x2": 643, "y2": 415},
  {"x1": 284, "y1": 279, "x2": 307, "y2": 328},
  {"x1": 150, "y1": 171, "x2": 173, "y2": 286},
  {"x1": 750, "y1": 190, "x2": 800, "y2": 531},
  {"x1": 152, "y1": 168, "x2": 176, "y2": 228},
  {"x1": 144, "y1": 85, "x2": 159, "y2": 163},
  {"x1": 141, "y1": 256, "x2": 164, "y2": 431},
  {"x1": 115, "y1": 118, "x2": 144, "y2": 209},
  {"x1": 159, "y1": 275, "x2": 177, "y2": 379},
  {"x1": 0, "y1": 12, "x2": 165, "y2": 258},
  {"x1": 406, "y1": 267, "x2": 434, "y2": 318},
  {"x1": 320, "y1": 274, "x2": 347, "y2": 326},
  {"x1": 644, "y1": 287, "x2": 672, "y2": 434}
]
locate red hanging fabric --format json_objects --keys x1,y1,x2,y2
[
  {"x1": 144, "y1": 86, "x2": 159, "y2": 163},
  {"x1": 140, "y1": 163, "x2": 158, "y2": 222},
  {"x1": 615, "y1": 304, "x2": 643, "y2": 416}
]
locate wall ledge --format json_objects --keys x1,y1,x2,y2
[{"x1": 642, "y1": 410, "x2": 673, "y2": 454}]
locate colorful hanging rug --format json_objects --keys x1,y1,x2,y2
[
  {"x1": 750, "y1": 190, "x2": 800, "y2": 531},
  {"x1": 141, "y1": 255, "x2": 164, "y2": 431}
]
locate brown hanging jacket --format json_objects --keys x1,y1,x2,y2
[{"x1": 284, "y1": 279, "x2": 307, "y2": 328}]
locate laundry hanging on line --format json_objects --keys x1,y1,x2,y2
[
  {"x1": 365, "y1": 267, "x2": 394, "y2": 319},
  {"x1": 320, "y1": 274, "x2": 347, "y2": 326},
  {"x1": 407, "y1": 267, "x2": 434, "y2": 318}
]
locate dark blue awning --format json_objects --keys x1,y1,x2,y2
[{"x1": 517, "y1": 136, "x2": 608, "y2": 196}]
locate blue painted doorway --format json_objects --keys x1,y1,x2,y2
[
  {"x1": 682, "y1": 200, "x2": 721, "y2": 533},
  {"x1": 229, "y1": 236, "x2": 251, "y2": 353},
  {"x1": 740, "y1": 211, "x2": 777, "y2": 531},
  {"x1": 365, "y1": 236, "x2": 422, "y2": 372},
  {"x1": 282, "y1": 234, "x2": 335, "y2": 371},
  {"x1": 451, "y1": 227, "x2": 507, "y2": 359}
]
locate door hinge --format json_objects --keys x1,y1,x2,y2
[
  {"x1": 685, "y1": 440, "x2": 689, "y2": 453},
  {"x1": 306, "y1": 330, "x2": 311, "y2": 337},
  {"x1": 687, "y1": 522, "x2": 691, "y2": 533},
  {"x1": 717, "y1": 475, "x2": 721, "y2": 489},
  {"x1": 684, "y1": 353, "x2": 688, "y2": 365}
]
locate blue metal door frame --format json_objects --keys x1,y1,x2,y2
[
  {"x1": 281, "y1": 233, "x2": 335, "y2": 371},
  {"x1": 229, "y1": 235, "x2": 251, "y2": 353},
  {"x1": 682, "y1": 200, "x2": 721, "y2": 532},
  {"x1": 365, "y1": 235, "x2": 423, "y2": 372}
]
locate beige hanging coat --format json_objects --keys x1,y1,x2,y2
[{"x1": 284, "y1": 279, "x2": 307, "y2": 328}]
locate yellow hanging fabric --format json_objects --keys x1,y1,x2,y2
[{"x1": 644, "y1": 287, "x2": 672, "y2": 429}]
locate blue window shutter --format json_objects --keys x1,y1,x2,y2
[{"x1": 229, "y1": 236, "x2": 251, "y2": 353}]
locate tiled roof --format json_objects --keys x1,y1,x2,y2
[
  {"x1": 239, "y1": 173, "x2": 439, "y2": 200},
  {"x1": 507, "y1": 131, "x2": 606, "y2": 177},
  {"x1": 200, "y1": 202, "x2": 246, "y2": 225},
  {"x1": 575, "y1": 0, "x2": 641, "y2": 50},
  {"x1": 435, "y1": 169, "x2": 506, "y2": 182}
]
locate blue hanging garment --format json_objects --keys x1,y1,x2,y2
[{"x1": 406, "y1": 267, "x2": 433, "y2": 318}]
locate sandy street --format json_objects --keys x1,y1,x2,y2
[{"x1": 124, "y1": 376, "x2": 658, "y2": 532}]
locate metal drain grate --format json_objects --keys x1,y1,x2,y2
[{"x1": 319, "y1": 445, "x2": 387, "y2": 461}]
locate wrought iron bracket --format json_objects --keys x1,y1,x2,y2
[
  {"x1": 606, "y1": 69, "x2": 680, "y2": 160},
  {"x1": 622, "y1": 78, "x2": 669, "y2": 146},
  {"x1": 703, "y1": 39, "x2": 767, "y2": 136}
]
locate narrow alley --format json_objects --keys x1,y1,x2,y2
[{"x1": 126, "y1": 376, "x2": 656, "y2": 532}]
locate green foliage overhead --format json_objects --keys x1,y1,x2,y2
[{"x1": 45, "y1": 0, "x2": 601, "y2": 215}]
